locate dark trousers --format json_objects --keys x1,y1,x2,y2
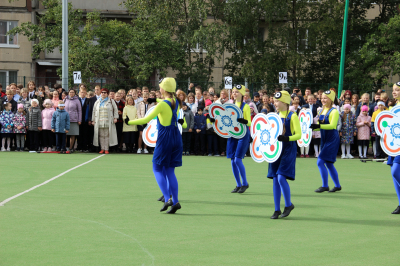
[
  {"x1": 116, "y1": 122, "x2": 123, "y2": 148},
  {"x1": 29, "y1": 130, "x2": 39, "y2": 151},
  {"x1": 375, "y1": 136, "x2": 387, "y2": 158},
  {"x1": 194, "y1": 132, "x2": 205, "y2": 154},
  {"x1": 219, "y1": 136, "x2": 227, "y2": 154},
  {"x1": 55, "y1": 133, "x2": 67, "y2": 151},
  {"x1": 78, "y1": 122, "x2": 89, "y2": 150},
  {"x1": 207, "y1": 134, "x2": 218, "y2": 155},
  {"x1": 182, "y1": 132, "x2": 192, "y2": 153},
  {"x1": 42, "y1": 130, "x2": 54, "y2": 148}
]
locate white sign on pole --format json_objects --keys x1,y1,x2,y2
[
  {"x1": 73, "y1": 71, "x2": 82, "y2": 84},
  {"x1": 279, "y1": 72, "x2": 287, "y2": 84},
  {"x1": 224, "y1": 76, "x2": 233, "y2": 89}
]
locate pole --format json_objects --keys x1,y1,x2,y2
[
  {"x1": 338, "y1": 0, "x2": 350, "y2": 98},
  {"x1": 62, "y1": 0, "x2": 68, "y2": 91}
]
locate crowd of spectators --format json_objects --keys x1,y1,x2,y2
[{"x1": 0, "y1": 81, "x2": 395, "y2": 159}]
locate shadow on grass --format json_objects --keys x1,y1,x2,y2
[
  {"x1": 292, "y1": 192, "x2": 395, "y2": 199},
  {"x1": 173, "y1": 212, "x2": 400, "y2": 227},
  {"x1": 184, "y1": 200, "x2": 323, "y2": 209}
]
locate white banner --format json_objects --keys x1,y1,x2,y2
[
  {"x1": 73, "y1": 71, "x2": 82, "y2": 84},
  {"x1": 279, "y1": 72, "x2": 287, "y2": 84}
]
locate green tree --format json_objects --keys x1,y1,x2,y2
[
  {"x1": 124, "y1": 0, "x2": 227, "y2": 86},
  {"x1": 8, "y1": 0, "x2": 185, "y2": 88}
]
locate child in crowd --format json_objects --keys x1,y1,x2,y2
[
  {"x1": 371, "y1": 101, "x2": 387, "y2": 159},
  {"x1": 356, "y1": 105, "x2": 371, "y2": 159},
  {"x1": 181, "y1": 102, "x2": 194, "y2": 155},
  {"x1": 17, "y1": 88, "x2": 31, "y2": 111},
  {"x1": 340, "y1": 104, "x2": 357, "y2": 159},
  {"x1": 41, "y1": 99, "x2": 55, "y2": 152},
  {"x1": 122, "y1": 96, "x2": 138, "y2": 153},
  {"x1": 61, "y1": 91, "x2": 68, "y2": 100},
  {"x1": 193, "y1": 106, "x2": 206, "y2": 155},
  {"x1": 260, "y1": 104, "x2": 270, "y2": 114},
  {"x1": 187, "y1": 93, "x2": 197, "y2": 114},
  {"x1": 51, "y1": 101, "x2": 70, "y2": 153},
  {"x1": 26, "y1": 99, "x2": 42, "y2": 152},
  {"x1": 0, "y1": 103, "x2": 15, "y2": 151},
  {"x1": 312, "y1": 107, "x2": 322, "y2": 157},
  {"x1": 13, "y1": 104, "x2": 26, "y2": 151},
  {"x1": 87, "y1": 91, "x2": 94, "y2": 98}
]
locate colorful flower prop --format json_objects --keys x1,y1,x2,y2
[
  {"x1": 297, "y1": 109, "x2": 313, "y2": 147},
  {"x1": 374, "y1": 106, "x2": 400, "y2": 157},
  {"x1": 143, "y1": 106, "x2": 183, "y2": 147},
  {"x1": 209, "y1": 103, "x2": 247, "y2": 139},
  {"x1": 250, "y1": 113, "x2": 283, "y2": 163}
]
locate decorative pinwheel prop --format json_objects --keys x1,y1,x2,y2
[
  {"x1": 374, "y1": 105, "x2": 400, "y2": 157},
  {"x1": 209, "y1": 103, "x2": 247, "y2": 139},
  {"x1": 297, "y1": 109, "x2": 313, "y2": 147},
  {"x1": 143, "y1": 106, "x2": 184, "y2": 147},
  {"x1": 250, "y1": 113, "x2": 283, "y2": 163}
]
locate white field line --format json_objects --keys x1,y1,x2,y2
[{"x1": 0, "y1": 154, "x2": 105, "y2": 206}]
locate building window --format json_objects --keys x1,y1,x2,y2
[
  {"x1": 0, "y1": 71, "x2": 18, "y2": 87},
  {"x1": 297, "y1": 29, "x2": 316, "y2": 53},
  {"x1": 0, "y1": 21, "x2": 18, "y2": 47}
]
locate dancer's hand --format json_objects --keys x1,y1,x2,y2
[
  {"x1": 206, "y1": 114, "x2": 215, "y2": 123},
  {"x1": 178, "y1": 119, "x2": 184, "y2": 125},
  {"x1": 237, "y1": 118, "x2": 248, "y2": 125},
  {"x1": 147, "y1": 98, "x2": 157, "y2": 104},
  {"x1": 310, "y1": 124, "x2": 320, "y2": 129},
  {"x1": 277, "y1": 135, "x2": 290, "y2": 142},
  {"x1": 125, "y1": 116, "x2": 130, "y2": 125}
]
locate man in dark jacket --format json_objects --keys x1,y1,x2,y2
[
  {"x1": 193, "y1": 106, "x2": 207, "y2": 155},
  {"x1": 77, "y1": 89, "x2": 90, "y2": 151},
  {"x1": 114, "y1": 92, "x2": 125, "y2": 151}
]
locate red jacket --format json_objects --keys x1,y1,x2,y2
[{"x1": 0, "y1": 91, "x2": 5, "y2": 98}]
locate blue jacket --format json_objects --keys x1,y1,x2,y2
[
  {"x1": 194, "y1": 113, "x2": 206, "y2": 134},
  {"x1": 51, "y1": 108, "x2": 70, "y2": 133}
]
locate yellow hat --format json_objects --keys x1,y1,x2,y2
[
  {"x1": 322, "y1": 90, "x2": 336, "y2": 103},
  {"x1": 273, "y1": 91, "x2": 291, "y2": 105},
  {"x1": 234, "y1": 84, "x2": 247, "y2": 96},
  {"x1": 159, "y1": 77, "x2": 176, "y2": 93}
]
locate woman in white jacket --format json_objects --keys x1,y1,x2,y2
[{"x1": 92, "y1": 88, "x2": 118, "y2": 154}]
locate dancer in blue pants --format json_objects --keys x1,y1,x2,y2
[
  {"x1": 310, "y1": 89, "x2": 342, "y2": 193},
  {"x1": 388, "y1": 82, "x2": 400, "y2": 214},
  {"x1": 210, "y1": 85, "x2": 252, "y2": 193},
  {"x1": 126, "y1": 78, "x2": 183, "y2": 213},
  {"x1": 267, "y1": 91, "x2": 301, "y2": 219}
]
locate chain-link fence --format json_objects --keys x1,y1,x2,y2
[{"x1": 0, "y1": 76, "x2": 394, "y2": 99}]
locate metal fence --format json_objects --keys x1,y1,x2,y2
[{"x1": 0, "y1": 76, "x2": 393, "y2": 98}]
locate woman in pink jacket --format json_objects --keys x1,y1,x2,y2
[
  {"x1": 41, "y1": 99, "x2": 55, "y2": 152},
  {"x1": 356, "y1": 105, "x2": 371, "y2": 159}
]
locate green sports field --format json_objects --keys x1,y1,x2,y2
[{"x1": 1, "y1": 153, "x2": 399, "y2": 265}]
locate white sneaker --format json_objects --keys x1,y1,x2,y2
[
  {"x1": 383, "y1": 161, "x2": 388, "y2": 164},
  {"x1": 143, "y1": 149, "x2": 149, "y2": 154},
  {"x1": 1, "y1": 147, "x2": 5, "y2": 152},
  {"x1": 29, "y1": 151, "x2": 36, "y2": 153},
  {"x1": 52, "y1": 147, "x2": 56, "y2": 151},
  {"x1": 341, "y1": 154, "x2": 346, "y2": 159},
  {"x1": 137, "y1": 148, "x2": 142, "y2": 154},
  {"x1": 43, "y1": 147, "x2": 48, "y2": 152},
  {"x1": 6, "y1": 147, "x2": 10, "y2": 152},
  {"x1": 346, "y1": 154, "x2": 354, "y2": 159}
]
